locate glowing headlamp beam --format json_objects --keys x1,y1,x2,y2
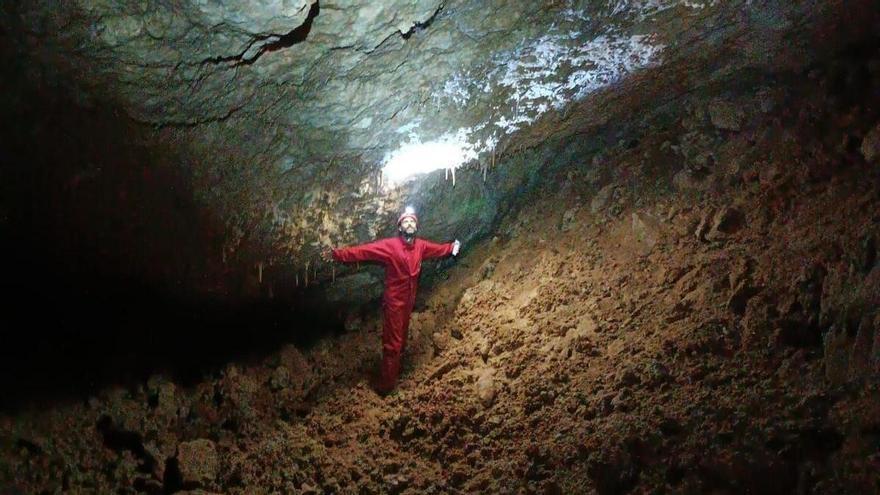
[{"x1": 382, "y1": 139, "x2": 475, "y2": 185}]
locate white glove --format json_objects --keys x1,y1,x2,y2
[{"x1": 452, "y1": 239, "x2": 461, "y2": 256}]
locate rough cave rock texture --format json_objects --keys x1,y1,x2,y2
[
  {"x1": 3, "y1": 0, "x2": 876, "y2": 304},
  {"x1": 4, "y1": 48, "x2": 880, "y2": 491}
]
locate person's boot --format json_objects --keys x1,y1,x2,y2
[
  {"x1": 372, "y1": 350, "x2": 401, "y2": 397},
  {"x1": 368, "y1": 371, "x2": 394, "y2": 397}
]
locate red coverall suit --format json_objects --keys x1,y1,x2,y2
[{"x1": 332, "y1": 236, "x2": 454, "y2": 391}]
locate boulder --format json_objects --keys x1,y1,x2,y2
[
  {"x1": 708, "y1": 98, "x2": 745, "y2": 131},
  {"x1": 848, "y1": 316, "x2": 875, "y2": 381},
  {"x1": 615, "y1": 368, "x2": 640, "y2": 389},
  {"x1": 631, "y1": 212, "x2": 661, "y2": 252},
  {"x1": 475, "y1": 369, "x2": 497, "y2": 408},
  {"x1": 431, "y1": 331, "x2": 450, "y2": 354},
  {"x1": 694, "y1": 207, "x2": 715, "y2": 242},
  {"x1": 561, "y1": 206, "x2": 579, "y2": 231},
  {"x1": 645, "y1": 361, "x2": 671, "y2": 386},
  {"x1": 591, "y1": 184, "x2": 617, "y2": 214},
  {"x1": 147, "y1": 375, "x2": 177, "y2": 412},
  {"x1": 478, "y1": 338, "x2": 491, "y2": 362},
  {"x1": 269, "y1": 365, "x2": 289, "y2": 391},
  {"x1": 176, "y1": 439, "x2": 218, "y2": 486}
]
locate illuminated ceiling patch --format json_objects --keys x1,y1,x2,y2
[{"x1": 381, "y1": 133, "x2": 477, "y2": 185}]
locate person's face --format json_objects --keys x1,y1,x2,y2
[{"x1": 400, "y1": 217, "x2": 417, "y2": 235}]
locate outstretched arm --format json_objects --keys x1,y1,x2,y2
[
  {"x1": 323, "y1": 239, "x2": 390, "y2": 264},
  {"x1": 422, "y1": 239, "x2": 460, "y2": 259}
]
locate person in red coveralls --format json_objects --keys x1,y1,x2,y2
[{"x1": 321, "y1": 207, "x2": 461, "y2": 395}]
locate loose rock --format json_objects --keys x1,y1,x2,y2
[
  {"x1": 708, "y1": 98, "x2": 745, "y2": 131},
  {"x1": 861, "y1": 122, "x2": 880, "y2": 163},
  {"x1": 475, "y1": 369, "x2": 497, "y2": 408},
  {"x1": 176, "y1": 439, "x2": 218, "y2": 486},
  {"x1": 631, "y1": 212, "x2": 661, "y2": 252},
  {"x1": 591, "y1": 184, "x2": 617, "y2": 214}
]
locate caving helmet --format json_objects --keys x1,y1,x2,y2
[{"x1": 397, "y1": 206, "x2": 418, "y2": 227}]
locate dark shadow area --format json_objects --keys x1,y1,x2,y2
[
  {"x1": 0, "y1": 236, "x2": 345, "y2": 413},
  {"x1": 194, "y1": 1, "x2": 319, "y2": 66},
  {"x1": 266, "y1": 0, "x2": 320, "y2": 50},
  {"x1": 400, "y1": 3, "x2": 443, "y2": 40},
  {"x1": 0, "y1": 41, "x2": 344, "y2": 414}
]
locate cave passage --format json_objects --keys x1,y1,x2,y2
[{"x1": 1, "y1": 1, "x2": 880, "y2": 494}]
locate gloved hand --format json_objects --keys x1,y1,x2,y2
[
  {"x1": 452, "y1": 239, "x2": 461, "y2": 256},
  {"x1": 320, "y1": 247, "x2": 334, "y2": 263}
]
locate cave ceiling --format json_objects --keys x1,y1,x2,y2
[{"x1": 3, "y1": 0, "x2": 870, "y2": 299}]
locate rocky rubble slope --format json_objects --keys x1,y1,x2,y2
[{"x1": 2, "y1": 46, "x2": 880, "y2": 494}]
